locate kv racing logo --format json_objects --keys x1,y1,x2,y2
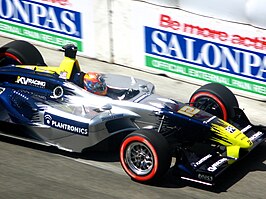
[
  {"x1": 16, "y1": 76, "x2": 46, "y2": 88},
  {"x1": 44, "y1": 113, "x2": 88, "y2": 136}
]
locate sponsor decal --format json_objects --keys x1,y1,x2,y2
[
  {"x1": 44, "y1": 112, "x2": 88, "y2": 136},
  {"x1": 198, "y1": 174, "x2": 213, "y2": 182},
  {"x1": 59, "y1": 71, "x2": 68, "y2": 79},
  {"x1": 192, "y1": 154, "x2": 212, "y2": 167},
  {"x1": 16, "y1": 76, "x2": 46, "y2": 87},
  {"x1": 0, "y1": 0, "x2": 82, "y2": 50},
  {"x1": 225, "y1": 125, "x2": 236, "y2": 134},
  {"x1": 145, "y1": 25, "x2": 266, "y2": 96},
  {"x1": 249, "y1": 131, "x2": 263, "y2": 142},
  {"x1": 177, "y1": 105, "x2": 200, "y2": 117},
  {"x1": 207, "y1": 158, "x2": 228, "y2": 172}
]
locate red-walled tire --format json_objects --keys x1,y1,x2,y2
[
  {"x1": 0, "y1": 40, "x2": 46, "y2": 66},
  {"x1": 120, "y1": 130, "x2": 171, "y2": 182},
  {"x1": 189, "y1": 83, "x2": 239, "y2": 121}
]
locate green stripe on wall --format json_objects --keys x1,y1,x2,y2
[
  {"x1": 146, "y1": 55, "x2": 265, "y2": 96},
  {"x1": 0, "y1": 20, "x2": 83, "y2": 51}
]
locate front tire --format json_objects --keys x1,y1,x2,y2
[
  {"x1": 120, "y1": 130, "x2": 171, "y2": 182},
  {"x1": 189, "y1": 83, "x2": 239, "y2": 121}
]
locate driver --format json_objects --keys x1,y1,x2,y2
[
  {"x1": 73, "y1": 71, "x2": 139, "y2": 99},
  {"x1": 83, "y1": 72, "x2": 108, "y2": 96}
]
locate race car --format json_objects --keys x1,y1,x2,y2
[{"x1": 0, "y1": 40, "x2": 265, "y2": 186}]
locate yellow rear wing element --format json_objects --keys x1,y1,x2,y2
[{"x1": 58, "y1": 57, "x2": 80, "y2": 80}]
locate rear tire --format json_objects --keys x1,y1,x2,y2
[
  {"x1": 120, "y1": 130, "x2": 171, "y2": 182},
  {"x1": 0, "y1": 40, "x2": 46, "y2": 65},
  {"x1": 189, "y1": 83, "x2": 239, "y2": 121}
]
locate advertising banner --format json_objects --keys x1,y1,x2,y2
[
  {"x1": 131, "y1": 3, "x2": 266, "y2": 100},
  {"x1": 0, "y1": 0, "x2": 95, "y2": 57}
]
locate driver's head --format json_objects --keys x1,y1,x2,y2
[{"x1": 83, "y1": 72, "x2": 107, "y2": 96}]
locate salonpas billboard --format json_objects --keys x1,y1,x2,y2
[
  {"x1": 132, "y1": 3, "x2": 266, "y2": 100},
  {"x1": 0, "y1": 0, "x2": 95, "y2": 56}
]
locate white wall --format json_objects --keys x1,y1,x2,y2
[
  {"x1": 92, "y1": 0, "x2": 112, "y2": 62},
  {"x1": 144, "y1": 0, "x2": 266, "y2": 29}
]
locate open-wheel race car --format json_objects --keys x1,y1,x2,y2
[{"x1": 0, "y1": 40, "x2": 265, "y2": 186}]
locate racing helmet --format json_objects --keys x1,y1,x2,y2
[{"x1": 83, "y1": 72, "x2": 107, "y2": 96}]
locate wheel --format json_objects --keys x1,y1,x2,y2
[
  {"x1": 120, "y1": 130, "x2": 171, "y2": 182},
  {"x1": 189, "y1": 83, "x2": 239, "y2": 121},
  {"x1": 0, "y1": 40, "x2": 46, "y2": 66}
]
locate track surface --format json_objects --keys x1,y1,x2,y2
[{"x1": 0, "y1": 37, "x2": 265, "y2": 199}]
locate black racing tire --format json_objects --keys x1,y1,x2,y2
[
  {"x1": 189, "y1": 83, "x2": 239, "y2": 121},
  {"x1": 0, "y1": 40, "x2": 46, "y2": 65},
  {"x1": 120, "y1": 130, "x2": 171, "y2": 182}
]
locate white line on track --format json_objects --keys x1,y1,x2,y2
[
  {"x1": 59, "y1": 154, "x2": 177, "y2": 176},
  {"x1": 75, "y1": 159, "x2": 127, "y2": 176},
  {"x1": 58, "y1": 154, "x2": 127, "y2": 176}
]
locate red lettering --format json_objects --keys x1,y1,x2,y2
[
  {"x1": 159, "y1": 13, "x2": 265, "y2": 51},
  {"x1": 218, "y1": 32, "x2": 228, "y2": 41},
  {"x1": 42, "y1": 0, "x2": 70, "y2": 6},
  {"x1": 231, "y1": 35, "x2": 242, "y2": 45},
  {"x1": 159, "y1": 14, "x2": 180, "y2": 30},
  {"x1": 231, "y1": 35, "x2": 266, "y2": 50},
  {"x1": 253, "y1": 37, "x2": 266, "y2": 50},
  {"x1": 243, "y1": 37, "x2": 255, "y2": 47},
  {"x1": 199, "y1": 28, "x2": 216, "y2": 38},
  {"x1": 184, "y1": 23, "x2": 228, "y2": 42}
]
